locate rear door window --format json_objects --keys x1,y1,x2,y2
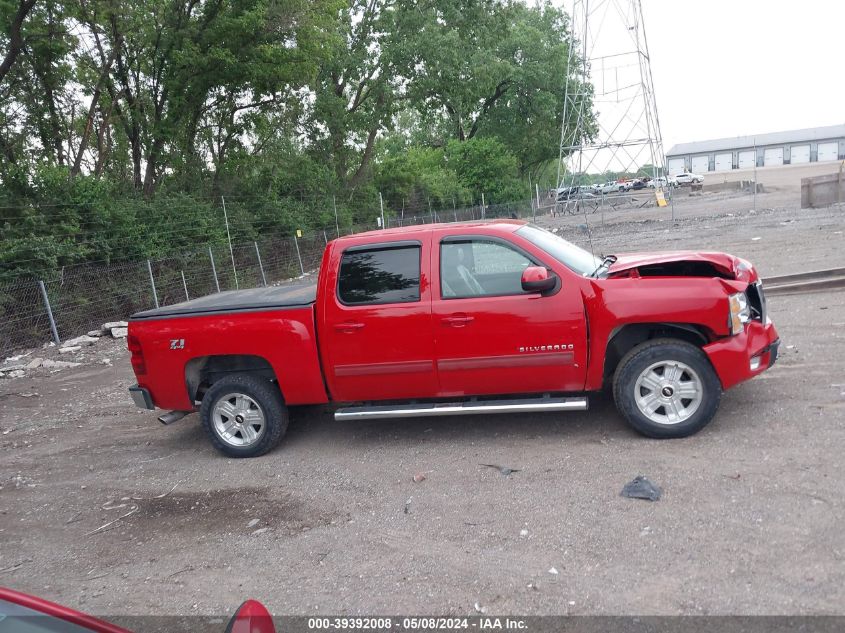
[{"x1": 338, "y1": 245, "x2": 421, "y2": 305}]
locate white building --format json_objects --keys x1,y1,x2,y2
[{"x1": 666, "y1": 124, "x2": 845, "y2": 175}]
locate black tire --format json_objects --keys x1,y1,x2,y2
[
  {"x1": 200, "y1": 374, "x2": 287, "y2": 458},
  {"x1": 612, "y1": 338, "x2": 722, "y2": 439}
]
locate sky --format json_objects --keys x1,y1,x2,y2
[{"x1": 639, "y1": 0, "x2": 845, "y2": 151}]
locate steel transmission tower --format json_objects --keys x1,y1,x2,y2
[{"x1": 554, "y1": 0, "x2": 667, "y2": 214}]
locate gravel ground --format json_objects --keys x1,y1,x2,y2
[{"x1": 1, "y1": 194, "x2": 844, "y2": 619}]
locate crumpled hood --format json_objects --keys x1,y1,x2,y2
[{"x1": 607, "y1": 250, "x2": 757, "y2": 283}]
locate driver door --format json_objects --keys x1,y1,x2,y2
[{"x1": 432, "y1": 233, "x2": 587, "y2": 398}]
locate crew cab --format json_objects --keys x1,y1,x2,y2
[{"x1": 127, "y1": 220, "x2": 779, "y2": 458}]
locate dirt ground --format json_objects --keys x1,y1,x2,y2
[{"x1": 1, "y1": 191, "x2": 844, "y2": 619}]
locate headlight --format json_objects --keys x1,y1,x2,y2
[{"x1": 729, "y1": 292, "x2": 751, "y2": 334}]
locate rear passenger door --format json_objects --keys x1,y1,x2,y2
[{"x1": 320, "y1": 239, "x2": 438, "y2": 402}]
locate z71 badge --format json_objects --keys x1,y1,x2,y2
[{"x1": 169, "y1": 339, "x2": 185, "y2": 350}]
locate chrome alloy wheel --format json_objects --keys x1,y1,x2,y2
[
  {"x1": 212, "y1": 392, "x2": 265, "y2": 447},
  {"x1": 633, "y1": 360, "x2": 703, "y2": 425}
]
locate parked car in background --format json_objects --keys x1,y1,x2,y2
[
  {"x1": 558, "y1": 189, "x2": 597, "y2": 201},
  {"x1": 599, "y1": 181, "x2": 622, "y2": 194},
  {"x1": 673, "y1": 172, "x2": 704, "y2": 185},
  {"x1": 555, "y1": 186, "x2": 578, "y2": 200},
  {"x1": 631, "y1": 179, "x2": 647, "y2": 190},
  {"x1": 648, "y1": 177, "x2": 670, "y2": 189}
]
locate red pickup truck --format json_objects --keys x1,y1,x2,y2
[{"x1": 128, "y1": 220, "x2": 779, "y2": 457}]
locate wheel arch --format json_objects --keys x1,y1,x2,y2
[
  {"x1": 185, "y1": 354, "x2": 279, "y2": 405},
  {"x1": 602, "y1": 322, "x2": 713, "y2": 387}
]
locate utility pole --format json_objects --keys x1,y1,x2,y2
[
  {"x1": 669, "y1": 177, "x2": 675, "y2": 222},
  {"x1": 753, "y1": 137, "x2": 757, "y2": 211},
  {"x1": 146, "y1": 260, "x2": 159, "y2": 308},
  {"x1": 208, "y1": 246, "x2": 220, "y2": 293},
  {"x1": 221, "y1": 196, "x2": 238, "y2": 289},
  {"x1": 333, "y1": 195, "x2": 340, "y2": 237},
  {"x1": 379, "y1": 192, "x2": 385, "y2": 229},
  {"x1": 528, "y1": 172, "x2": 533, "y2": 219},
  {"x1": 38, "y1": 281, "x2": 61, "y2": 345}
]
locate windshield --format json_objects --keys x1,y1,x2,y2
[{"x1": 516, "y1": 224, "x2": 601, "y2": 276}]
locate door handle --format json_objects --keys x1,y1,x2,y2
[
  {"x1": 334, "y1": 321, "x2": 365, "y2": 333},
  {"x1": 441, "y1": 314, "x2": 474, "y2": 327}
]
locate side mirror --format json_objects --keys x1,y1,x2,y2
[
  {"x1": 225, "y1": 600, "x2": 276, "y2": 633},
  {"x1": 521, "y1": 266, "x2": 557, "y2": 293}
]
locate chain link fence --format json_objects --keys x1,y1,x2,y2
[
  {"x1": 1, "y1": 197, "x2": 544, "y2": 356},
  {"x1": 5, "y1": 183, "x2": 800, "y2": 357}
]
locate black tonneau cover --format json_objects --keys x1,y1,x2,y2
[{"x1": 130, "y1": 280, "x2": 317, "y2": 320}]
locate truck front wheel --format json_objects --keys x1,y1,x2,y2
[
  {"x1": 612, "y1": 339, "x2": 722, "y2": 438},
  {"x1": 200, "y1": 374, "x2": 287, "y2": 457}
]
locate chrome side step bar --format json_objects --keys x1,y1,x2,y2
[{"x1": 334, "y1": 396, "x2": 588, "y2": 421}]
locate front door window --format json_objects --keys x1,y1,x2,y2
[{"x1": 440, "y1": 240, "x2": 532, "y2": 299}]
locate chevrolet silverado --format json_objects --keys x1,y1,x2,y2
[{"x1": 127, "y1": 220, "x2": 779, "y2": 457}]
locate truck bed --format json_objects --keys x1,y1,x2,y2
[
  {"x1": 128, "y1": 278, "x2": 327, "y2": 409},
  {"x1": 131, "y1": 281, "x2": 317, "y2": 320}
]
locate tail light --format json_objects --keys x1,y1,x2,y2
[{"x1": 127, "y1": 334, "x2": 146, "y2": 375}]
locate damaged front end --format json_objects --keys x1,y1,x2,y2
[
  {"x1": 605, "y1": 250, "x2": 757, "y2": 283},
  {"x1": 598, "y1": 250, "x2": 779, "y2": 390}
]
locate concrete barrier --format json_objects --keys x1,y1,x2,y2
[
  {"x1": 801, "y1": 164, "x2": 845, "y2": 208},
  {"x1": 679, "y1": 181, "x2": 761, "y2": 195}
]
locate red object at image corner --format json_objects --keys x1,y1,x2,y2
[
  {"x1": 225, "y1": 600, "x2": 276, "y2": 633},
  {"x1": 0, "y1": 586, "x2": 131, "y2": 633},
  {"x1": 0, "y1": 586, "x2": 276, "y2": 633}
]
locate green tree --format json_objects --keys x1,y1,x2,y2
[
  {"x1": 480, "y1": 2, "x2": 596, "y2": 177},
  {"x1": 308, "y1": 0, "x2": 413, "y2": 191},
  {"x1": 71, "y1": 0, "x2": 339, "y2": 195},
  {"x1": 445, "y1": 137, "x2": 524, "y2": 203},
  {"x1": 0, "y1": 1, "x2": 37, "y2": 85},
  {"x1": 0, "y1": 0, "x2": 600, "y2": 281},
  {"x1": 404, "y1": 0, "x2": 595, "y2": 176},
  {"x1": 0, "y1": 0, "x2": 75, "y2": 171},
  {"x1": 375, "y1": 143, "x2": 468, "y2": 213}
]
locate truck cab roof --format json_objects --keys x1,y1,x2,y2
[{"x1": 335, "y1": 219, "x2": 526, "y2": 243}]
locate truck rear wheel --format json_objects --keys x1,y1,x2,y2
[
  {"x1": 612, "y1": 338, "x2": 721, "y2": 438},
  {"x1": 200, "y1": 374, "x2": 287, "y2": 458}
]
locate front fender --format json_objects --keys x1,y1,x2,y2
[{"x1": 582, "y1": 277, "x2": 736, "y2": 390}]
